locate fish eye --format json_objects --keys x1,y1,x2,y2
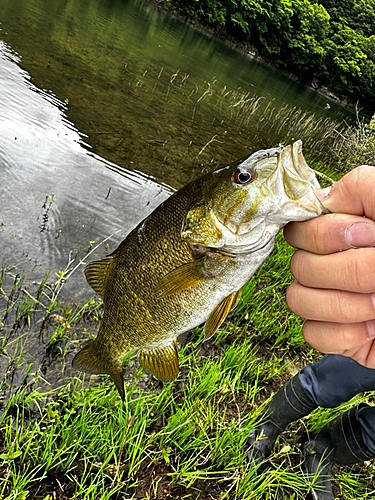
[{"x1": 233, "y1": 169, "x2": 255, "y2": 185}]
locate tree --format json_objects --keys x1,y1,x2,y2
[{"x1": 284, "y1": 0, "x2": 330, "y2": 80}]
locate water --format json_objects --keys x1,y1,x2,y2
[
  {"x1": 0, "y1": 42, "x2": 173, "y2": 300},
  {"x1": 0, "y1": 0, "x2": 353, "y2": 289},
  {"x1": 0, "y1": 0, "x2": 354, "y2": 395}
]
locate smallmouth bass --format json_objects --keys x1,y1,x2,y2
[{"x1": 73, "y1": 141, "x2": 326, "y2": 400}]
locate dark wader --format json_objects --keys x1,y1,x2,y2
[
  {"x1": 299, "y1": 354, "x2": 375, "y2": 454},
  {"x1": 246, "y1": 354, "x2": 375, "y2": 499}
]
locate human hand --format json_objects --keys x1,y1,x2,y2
[{"x1": 284, "y1": 166, "x2": 375, "y2": 368}]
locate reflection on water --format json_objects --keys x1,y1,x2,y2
[
  {"x1": 0, "y1": 0, "x2": 353, "y2": 294},
  {"x1": 0, "y1": 0, "x2": 353, "y2": 189},
  {"x1": 0, "y1": 41, "x2": 173, "y2": 300}
]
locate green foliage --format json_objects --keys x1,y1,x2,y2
[
  {"x1": 287, "y1": 1, "x2": 329, "y2": 74},
  {"x1": 333, "y1": 110, "x2": 375, "y2": 171},
  {"x1": 167, "y1": 0, "x2": 375, "y2": 113}
]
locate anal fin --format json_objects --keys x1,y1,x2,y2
[
  {"x1": 138, "y1": 340, "x2": 179, "y2": 382},
  {"x1": 230, "y1": 288, "x2": 242, "y2": 311}
]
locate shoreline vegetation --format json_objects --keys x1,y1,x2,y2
[
  {"x1": 1, "y1": 121, "x2": 375, "y2": 498},
  {"x1": 149, "y1": 0, "x2": 375, "y2": 116},
  {"x1": 1, "y1": 2, "x2": 375, "y2": 497}
]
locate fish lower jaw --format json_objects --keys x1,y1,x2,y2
[{"x1": 279, "y1": 195, "x2": 325, "y2": 220}]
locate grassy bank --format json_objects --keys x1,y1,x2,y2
[
  {"x1": 1, "y1": 222, "x2": 375, "y2": 499},
  {"x1": 1, "y1": 119, "x2": 375, "y2": 499}
]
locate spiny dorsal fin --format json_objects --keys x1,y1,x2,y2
[
  {"x1": 84, "y1": 257, "x2": 114, "y2": 297},
  {"x1": 154, "y1": 261, "x2": 204, "y2": 297},
  {"x1": 138, "y1": 340, "x2": 179, "y2": 382},
  {"x1": 72, "y1": 340, "x2": 125, "y2": 401},
  {"x1": 204, "y1": 290, "x2": 241, "y2": 341}
]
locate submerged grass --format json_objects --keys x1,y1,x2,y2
[{"x1": 1, "y1": 228, "x2": 375, "y2": 499}]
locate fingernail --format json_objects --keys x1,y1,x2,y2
[
  {"x1": 345, "y1": 222, "x2": 375, "y2": 248},
  {"x1": 367, "y1": 319, "x2": 375, "y2": 339},
  {"x1": 314, "y1": 186, "x2": 331, "y2": 201}
]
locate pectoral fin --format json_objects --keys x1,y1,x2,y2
[
  {"x1": 72, "y1": 340, "x2": 125, "y2": 401},
  {"x1": 138, "y1": 340, "x2": 179, "y2": 382},
  {"x1": 204, "y1": 289, "x2": 241, "y2": 341},
  {"x1": 154, "y1": 260, "x2": 205, "y2": 297},
  {"x1": 155, "y1": 252, "x2": 233, "y2": 297}
]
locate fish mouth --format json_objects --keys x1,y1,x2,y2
[
  {"x1": 271, "y1": 141, "x2": 330, "y2": 217},
  {"x1": 276, "y1": 141, "x2": 317, "y2": 201},
  {"x1": 290, "y1": 140, "x2": 321, "y2": 191},
  {"x1": 289, "y1": 141, "x2": 331, "y2": 214},
  {"x1": 292, "y1": 192, "x2": 330, "y2": 216}
]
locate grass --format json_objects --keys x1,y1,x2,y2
[
  {"x1": 2, "y1": 3, "x2": 375, "y2": 495},
  {"x1": 1, "y1": 227, "x2": 375, "y2": 499},
  {"x1": 1, "y1": 109, "x2": 375, "y2": 499},
  {"x1": 333, "y1": 110, "x2": 375, "y2": 172}
]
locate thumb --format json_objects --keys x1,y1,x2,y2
[{"x1": 317, "y1": 165, "x2": 375, "y2": 221}]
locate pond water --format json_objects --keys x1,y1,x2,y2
[
  {"x1": 0, "y1": 0, "x2": 357, "y2": 397},
  {"x1": 0, "y1": 0, "x2": 354, "y2": 299}
]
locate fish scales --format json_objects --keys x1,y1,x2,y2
[{"x1": 73, "y1": 141, "x2": 327, "y2": 400}]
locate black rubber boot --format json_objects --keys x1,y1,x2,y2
[
  {"x1": 245, "y1": 375, "x2": 317, "y2": 471},
  {"x1": 304, "y1": 403, "x2": 375, "y2": 500}
]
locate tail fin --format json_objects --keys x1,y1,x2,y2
[{"x1": 72, "y1": 341, "x2": 125, "y2": 401}]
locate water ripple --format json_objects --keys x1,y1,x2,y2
[{"x1": 0, "y1": 40, "x2": 172, "y2": 300}]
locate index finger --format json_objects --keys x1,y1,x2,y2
[
  {"x1": 322, "y1": 165, "x2": 375, "y2": 219},
  {"x1": 284, "y1": 165, "x2": 375, "y2": 254},
  {"x1": 284, "y1": 213, "x2": 375, "y2": 254}
]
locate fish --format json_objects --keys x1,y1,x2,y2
[{"x1": 72, "y1": 140, "x2": 326, "y2": 400}]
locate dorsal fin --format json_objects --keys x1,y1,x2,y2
[
  {"x1": 138, "y1": 340, "x2": 179, "y2": 382},
  {"x1": 84, "y1": 257, "x2": 114, "y2": 297}
]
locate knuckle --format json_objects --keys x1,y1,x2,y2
[
  {"x1": 310, "y1": 220, "x2": 323, "y2": 252},
  {"x1": 356, "y1": 164, "x2": 375, "y2": 179},
  {"x1": 347, "y1": 250, "x2": 375, "y2": 293},
  {"x1": 334, "y1": 322, "x2": 367, "y2": 351},
  {"x1": 347, "y1": 255, "x2": 362, "y2": 291},
  {"x1": 340, "y1": 327, "x2": 360, "y2": 349},
  {"x1": 302, "y1": 320, "x2": 367, "y2": 353},
  {"x1": 289, "y1": 250, "x2": 307, "y2": 281},
  {"x1": 332, "y1": 291, "x2": 352, "y2": 323},
  {"x1": 347, "y1": 165, "x2": 370, "y2": 192},
  {"x1": 289, "y1": 251, "x2": 299, "y2": 279},
  {"x1": 301, "y1": 321, "x2": 314, "y2": 346}
]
